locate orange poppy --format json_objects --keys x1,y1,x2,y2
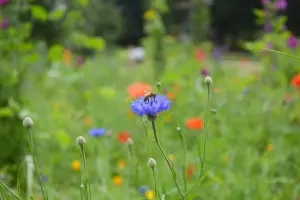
[
  {"x1": 186, "y1": 164, "x2": 196, "y2": 179},
  {"x1": 63, "y1": 48, "x2": 72, "y2": 66},
  {"x1": 83, "y1": 116, "x2": 93, "y2": 127},
  {"x1": 127, "y1": 82, "x2": 152, "y2": 99},
  {"x1": 166, "y1": 92, "x2": 175, "y2": 100},
  {"x1": 291, "y1": 74, "x2": 300, "y2": 88},
  {"x1": 185, "y1": 118, "x2": 204, "y2": 130},
  {"x1": 117, "y1": 131, "x2": 130, "y2": 143}
]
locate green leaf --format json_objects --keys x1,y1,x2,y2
[
  {"x1": 49, "y1": 9, "x2": 65, "y2": 21},
  {"x1": 30, "y1": 5, "x2": 48, "y2": 22},
  {"x1": 0, "y1": 107, "x2": 14, "y2": 117},
  {"x1": 84, "y1": 37, "x2": 106, "y2": 50},
  {"x1": 22, "y1": 53, "x2": 41, "y2": 64},
  {"x1": 48, "y1": 44, "x2": 64, "y2": 61}
]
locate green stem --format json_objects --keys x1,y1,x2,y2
[
  {"x1": 28, "y1": 128, "x2": 48, "y2": 200},
  {"x1": 179, "y1": 130, "x2": 187, "y2": 193},
  {"x1": 262, "y1": 48, "x2": 300, "y2": 61},
  {"x1": 151, "y1": 121, "x2": 184, "y2": 197},
  {"x1": 152, "y1": 168, "x2": 160, "y2": 200},
  {"x1": 0, "y1": 180, "x2": 22, "y2": 200},
  {"x1": 184, "y1": 83, "x2": 210, "y2": 197},
  {"x1": 80, "y1": 145, "x2": 90, "y2": 200}
]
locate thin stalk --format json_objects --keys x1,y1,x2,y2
[
  {"x1": 179, "y1": 130, "x2": 187, "y2": 193},
  {"x1": 262, "y1": 48, "x2": 300, "y2": 61},
  {"x1": 80, "y1": 145, "x2": 90, "y2": 200},
  {"x1": 28, "y1": 128, "x2": 48, "y2": 200},
  {"x1": 152, "y1": 169, "x2": 160, "y2": 200},
  {"x1": 0, "y1": 180, "x2": 21, "y2": 200},
  {"x1": 151, "y1": 121, "x2": 184, "y2": 197},
  {"x1": 184, "y1": 84, "x2": 211, "y2": 197}
]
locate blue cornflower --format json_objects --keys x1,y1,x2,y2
[
  {"x1": 138, "y1": 186, "x2": 151, "y2": 194},
  {"x1": 89, "y1": 128, "x2": 106, "y2": 137},
  {"x1": 130, "y1": 94, "x2": 171, "y2": 120}
]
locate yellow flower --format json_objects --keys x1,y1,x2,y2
[
  {"x1": 118, "y1": 159, "x2": 126, "y2": 169},
  {"x1": 113, "y1": 176, "x2": 122, "y2": 186},
  {"x1": 265, "y1": 144, "x2": 274, "y2": 152},
  {"x1": 144, "y1": 9, "x2": 155, "y2": 20},
  {"x1": 168, "y1": 154, "x2": 175, "y2": 161},
  {"x1": 72, "y1": 160, "x2": 80, "y2": 171},
  {"x1": 145, "y1": 190, "x2": 154, "y2": 200}
]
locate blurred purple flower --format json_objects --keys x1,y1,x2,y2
[
  {"x1": 200, "y1": 68, "x2": 209, "y2": 77},
  {"x1": 287, "y1": 36, "x2": 298, "y2": 49},
  {"x1": 212, "y1": 48, "x2": 222, "y2": 62},
  {"x1": 76, "y1": 56, "x2": 84, "y2": 65},
  {"x1": 266, "y1": 42, "x2": 272, "y2": 49},
  {"x1": 0, "y1": 0, "x2": 9, "y2": 6},
  {"x1": 275, "y1": 0, "x2": 287, "y2": 10},
  {"x1": 89, "y1": 128, "x2": 106, "y2": 137},
  {"x1": 261, "y1": 0, "x2": 270, "y2": 5},
  {"x1": 138, "y1": 186, "x2": 150, "y2": 194},
  {"x1": 1, "y1": 19, "x2": 8, "y2": 29},
  {"x1": 264, "y1": 24, "x2": 272, "y2": 32}
]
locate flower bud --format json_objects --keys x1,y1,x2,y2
[
  {"x1": 204, "y1": 76, "x2": 212, "y2": 85},
  {"x1": 76, "y1": 136, "x2": 86, "y2": 145},
  {"x1": 176, "y1": 126, "x2": 181, "y2": 132},
  {"x1": 148, "y1": 158, "x2": 156, "y2": 169},
  {"x1": 126, "y1": 138, "x2": 134, "y2": 145},
  {"x1": 23, "y1": 117, "x2": 34, "y2": 128}
]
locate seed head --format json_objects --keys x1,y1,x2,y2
[
  {"x1": 23, "y1": 117, "x2": 34, "y2": 128},
  {"x1": 126, "y1": 138, "x2": 134, "y2": 145},
  {"x1": 176, "y1": 126, "x2": 181, "y2": 132},
  {"x1": 76, "y1": 136, "x2": 86, "y2": 145},
  {"x1": 204, "y1": 76, "x2": 212, "y2": 85},
  {"x1": 148, "y1": 158, "x2": 156, "y2": 169}
]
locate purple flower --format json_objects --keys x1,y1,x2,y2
[
  {"x1": 0, "y1": 0, "x2": 9, "y2": 6},
  {"x1": 266, "y1": 42, "x2": 272, "y2": 49},
  {"x1": 261, "y1": 0, "x2": 270, "y2": 5},
  {"x1": 1, "y1": 19, "x2": 8, "y2": 29},
  {"x1": 89, "y1": 128, "x2": 106, "y2": 137},
  {"x1": 275, "y1": 0, "x2": 287, "y2": 10},
  {"x1": 212, "y1": 48, "x2": 222, "y2": 62},
  {"x1": 287, "y1": 36, "x2": 298, "y2": 49},
  {"x1": 130, "y1": 94, "x2": 171, "y2": 119},
  {"x1": 76, "y1": 56, "x2": 84, "y2": 65},
  {"x1": 264, "y1": 24, "x2": 272, "y2": 33},
  {"x1": 200, "y1": 68, "x2": 208, "y2": 77}
]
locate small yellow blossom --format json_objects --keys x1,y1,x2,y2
[
  {"x1": 145, "y1": 190, "x2": 154, "y2": 200},
  {"x1": 118, "y1": 159, "x2": 126, "y2": 169},
  {"x1": 265, "y1": 144, "x2": 274, "y2": 152},
  {"x1": 168, "y1": 154, "x2": 175, "y2": 161},
  {"x1": 144, "y1": 9, "x2": 155, "y2": 20},
  {"x1": 72, "y1": 160, "x2": 80, "y2": 171},
  {"x1": 113, "y1": 176, "x2": 122, "y2": 186}
]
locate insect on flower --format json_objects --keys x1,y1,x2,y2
[{"x1": 143, "y1": 90, "x2": 157, "y2": 104}]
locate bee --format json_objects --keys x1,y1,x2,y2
[{"x1": 143, "y1": 90, "x2": 157, "y2": 103}]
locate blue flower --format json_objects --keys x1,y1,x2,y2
[
  {"x1": 89, "y1": 128, "x2": 106, "y2": 137},
  {"x1": 138, "y1": 186, "x2": 151, "y2": 194},
  {"x1": 130, "y1": 94, "x2": 171, "y2": 119}
]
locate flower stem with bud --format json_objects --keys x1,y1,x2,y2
[{"x1": 151, "y1": 121, "x2": 184, "y2": 197}]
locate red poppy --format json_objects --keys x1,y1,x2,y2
[
  {"x1": 195, "y1": 48, "x2": 205, "y2": 62},
  {"x1": 186, "y1": 164, "x2": 196, "y2": 179},
  {"x1": 291, "y1": 74, "x2": 300, "y2": 88},
  {"x1": 185, "y1": 118, "x2": 204, "y2": 130},
  {"x1": 117, "y1": 131, "x2": 130, "y2": 143},
  {"x1": 127, "y1": 82, "x2": 152, "y2": 99}
]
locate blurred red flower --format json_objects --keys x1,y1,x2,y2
[
  {"x1": 185, "y1": 118, "x2": 204, "y2": 130},
  {"x1": 291, "y1": 74, "x2": 300, "y2": 88},
  {"x1": 127, "y1": 82, "x2": 152, "y2": 99},
  {"x1": 117, "y1": 131, "x2": 130, "y2": 143},
  {"x1": 195, "y1": 48, "x2": 205, "y2": 62}
]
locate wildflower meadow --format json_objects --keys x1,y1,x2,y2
[{"x1": 1, "y1": 0, "x2": 300, "y2": 200}]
